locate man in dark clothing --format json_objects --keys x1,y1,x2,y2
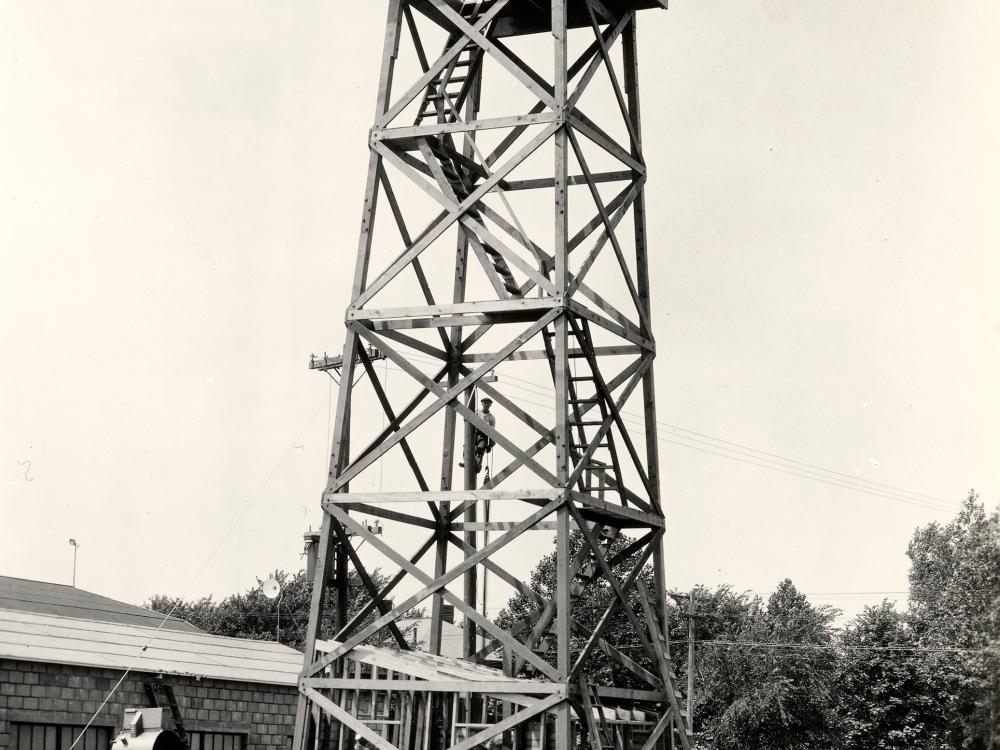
[{"x1": 474, "y1": 397, "x2": 495, "y2": 473}]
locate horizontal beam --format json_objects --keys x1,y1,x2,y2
[
  {"x1": 451, "y1": 521, "x2": 559, "y2": 531},
  {"x1": 349, "y1": 298, "x2": 559, "y2": 321},
  {"x1": 364, "y1": 312, "x2": 544, "y2": 331},
  {"x1": 503, "y1": 170, "x2": 633, "y2": 191},
  {"x1": 303, "y1": 678, "x2": 566, "y2": 695},
  {"x1": 323, "y1": 489, "x2": 563, "y2": 505},
  {"x1": 374, "y1": 112, "x2": 559, "y2": 143},
  {"x1": 461, "y1": 345, "x2": 640, "y2": 362},
  {"x1": 570, "y1": 491, "x2": 664, "y2": 528}
]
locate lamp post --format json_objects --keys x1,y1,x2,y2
[
  {"x1": 262, "y1": 578, "x2": 283, "y2": 643},
  {"x1": 68, "y1": 539, "x2": 79, "y2": 587}
]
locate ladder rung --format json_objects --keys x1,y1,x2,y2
[
  {"x1": 571, "y1": 420, "x2": 604, "y2": 426},
  {"x1": 569, "y1": 398, "x2": 598, "y2": 404}
]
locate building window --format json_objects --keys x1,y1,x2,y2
[
  {"x1": 12, "y1": 723, "x2": 113, "y2": 750},
  {"x1": 187, "y1": 731, "x2": 246, "y2": 750}
]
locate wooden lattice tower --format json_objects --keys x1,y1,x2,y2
[{"x1": 294, "y1": 1, "x2": 691, "y2": 749}]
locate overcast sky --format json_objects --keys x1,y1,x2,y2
[{"x1": 2, "y1": 1, "x2": 998, "y2": 629}]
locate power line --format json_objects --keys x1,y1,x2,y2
[
  {"x1": 393, "y1": 356, "x2": 958, "y2": 514},
  {"x1": 481, "y1": 364, "x2": 958, "y2": 510},
  {"x1": 69, "y1": 395, "x2": 330, "y2": 750},
  {"x1": 620, "y1": 639, "x2": 982, "y2": 655}
]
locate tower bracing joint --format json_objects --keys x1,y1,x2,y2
[{"x1": 294, "y1": 1, "x2": 690, "y2": 748}]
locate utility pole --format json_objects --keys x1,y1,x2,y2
[
  {"x1": 687, "y1": 589, "x2": 696, "y2": 732},
  {"x1": 668, "y1": 589, "x2": 699, "y2": 740},
  {"x1": 68, "y1": 539, "x2": 79, "y2": 587}
]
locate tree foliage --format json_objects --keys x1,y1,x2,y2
[
  {"x1": 143, "y1": 492, "x2": 998, "y2": 749},
  {"x1": 694, "y1": 580, "x2": 840, "y2": 750},
  {"x1": 904, "y1": 491, "x2": 1000, "y2": 748},
  {"x1": 495, "y1": 530, "x2": 661, "y2": 689},
  {"x1": 147, "y1": 568, "x2": 421, "y2": 652},
  {"x1": 838, "y1": 601, "x2": 940, "y2": 749}
]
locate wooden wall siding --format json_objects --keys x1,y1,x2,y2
[{"x1": 294, "y1": 1, "x2": 690, "y2": 749}]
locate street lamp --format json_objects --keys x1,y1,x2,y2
[
  {"x1": 262, "y1": 578, "x2": 282, "y2": 643},
  {"x1": 68, "y1": 539, "x2": 79, "y2": 587}
]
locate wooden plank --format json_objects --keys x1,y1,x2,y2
[
  {"x1": 353, "y1": 317, "x2": 563, "y2": 487},
  {"x1": 567, "y1": 183, "x2": 640, "y2": 295},
  {"x1": 376, "y1": 163, "x2": 452, "y2": 353},
  {"x1": 444, "y1": 531, "x2": 547, "y2": 608},
  {"x1": 351, "y1": 122, "x2": 558, "y2": 310},
  {"x1": 569, "y1": 110, "x2": 645, "y2": 175},
  {"x1": 564, "y1": 353, "x2": 649, "y2": 488},
  {"x1": 328, "y1": 502, "x2": 566, "y2": 682},
  {"x1": 333, "y1": 519, "x2": 413, "y2": 651},
  {"x1": 348, "y1": 297, "x2": 557, "y2": 321},
  {"x1": 462, "y1": 344, "x2": 640, "y2": 363},
  {"x1": 330, "y1": 312, "x2": 559, "y2": 491},
  {"x1": 324, "y1": 488, "x2": 559, "y2": 505},
  {"x1": 486, "y1": 357, "x2": 644, "y2": 489},
  {"x1": 333, "y1": 534, "x2": 435, "y2": 655},
  {"x1": 449, "y1": 694, "x2": 565, "y2": 750},
  {"x1": 503, "y1": 170, "x2": 632, "y2": 191},
  {"x1": 569, "y1": 182, "x2": 636, "y2": 252},
  {"x1": 353, "y1": 363, "x2": 447, "y2": 465},
  {"x1": 568, "y1": 298, "x2": 653, "y2": 351},
  {"x1": 568, "y1": 318, "x2": 653, "y2": 498},
  {"x1": 569, "y1": 491, "x2": 661, "y2": 528},
  {"x1": 414, "y1": 139, "x2": 511, "y2": 301},
  {"x1": 374, "y1": 327, "x2": 448, "y2": 360},
  {"x1": 583, "y1": 0, "x2": 642, "y2": 154},
  {"x1": 329, "y1": 502, "x2": 437, "y2": 529},
  {"x1": 377, "y1": 112, "x2": 558, "y2": 141},
  {"x1": 568, "y1": 503, "x2": 656, "y2": 661},
  {"x1": 379, "y1": 141, "x2": 558, "y2": 295},
  {"x1": 364, "y1": 312, "x2": 547, "y2": 331},
  {"x1": 302, "y1": 687, "x2": 399, "y2": 750},
  {"x1": 376, "y1": 0, "x2": 511, "y2": 128},
  {"x1": 428, "y1": 0, "x2": 557, "y2": 110},
  {"x1": 567, "y1": 10, "x2": 632, "y2": 110},
  {"x1": 357, "y1": 345, "x2": 440, "y2": 524},
  {"x1": 636, "y1": 579, "x2": 693, "y2": 750},
  {"x1": 451, "y1": 521, "x2": 558, "y2": 531},
  {"x1": 308, "y1": 499, "x2": 563, "y2": 677},
  {"x1": 568, "y1": 127, "x2": 652, "y2": 336},
  {"x1": 639, "y1": 711, "x2": 672, "y2": 750},
  {"x1": 305, "y1": 679, "x2": 564, "y2": 694}
]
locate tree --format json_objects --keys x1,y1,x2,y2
[
  {"x1": 148, "y1": 568, "x2": 421, "y2": 652},
  {"x1": 496, "y1": 538, "x2": 842, "y2": 749},
  {"x1": 838, "y1": 600, "x2": 940, "y2": 749},
  {"x1": 494, "y1": 530, "x2": 662, "y2": 689},
  {"x1": 905, "y1": 491, "x2": 1000, "y2": 748},
  {"x1": 695, "y1": 579, "x2": 841, "y2": 750}
]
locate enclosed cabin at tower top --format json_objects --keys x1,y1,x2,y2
[{"x1": 416, "y1": 0, "x2": 667, "y2": 38}]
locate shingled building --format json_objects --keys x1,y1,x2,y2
[{"x1": 0, "y1": 576, "x2": 301, "y2": 750}]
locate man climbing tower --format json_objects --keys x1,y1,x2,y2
[{"x1": 474, "y1": 397, "x2": 495, "y2": 474}]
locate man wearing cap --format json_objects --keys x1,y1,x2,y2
[{"x1": 474, "y1": 397, "x2": 496, "y2": 473}]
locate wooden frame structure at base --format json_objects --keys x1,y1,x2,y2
[{"x1": 294, "y1": 1, "x2": 691, "y2": 748}]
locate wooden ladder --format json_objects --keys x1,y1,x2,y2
[
  {"x1": 634, "y1": 579, "x2": 693, "y2": 750},
  {"x1": 578, "y1": 677, "x2": 622, "y2": 750},
  {"x1": 424, "y1": 136, "x2": 521, "y2": 295},
  {"x1": 415, "y1": 0, "x2": 488, "y2": 124},
  {"x1": 143, "y1": 682, "x2": 189, "y2": 749}
]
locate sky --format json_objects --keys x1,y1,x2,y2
[{"x1": 1, "y1": 0, "x2": 998, "y2": 632}]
